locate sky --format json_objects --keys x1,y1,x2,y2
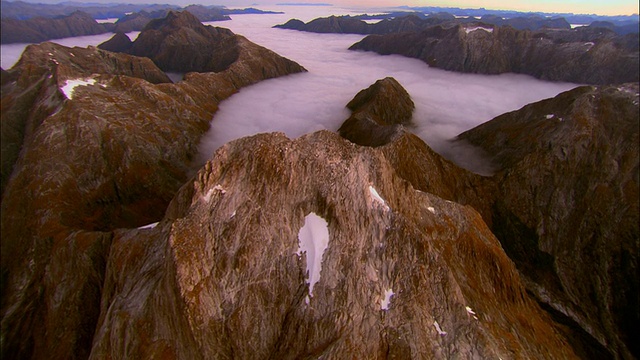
[{"x1": 13, "y1": 0, "x2": 640, "y2": 16}]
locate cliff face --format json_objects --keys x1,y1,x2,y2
[
  {"x1": 0, "y1": 11, "x2": 109, "y2": 44},
  {"x1": 459, "y1": 84, "x2": 639, "y2": 359},
  {"x1": 91, "y1": 129, "x2": 576, "y2": 359},
  {"x1": 0, "y1": 14, "x2": 305, "y2": 358},
  {"x1": 349, "y1": 24, "x2": 639, "y2": 85},
  {"x1": 111, "y1": 6, "x2": 230, "y2": 33}
]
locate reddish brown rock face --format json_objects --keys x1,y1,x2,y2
[
  {"x1": 459, "y1": 83, "x2": 639, "y2": 358},
  {"x1": 1, "y1": 10, "x2": 636, "y2": 355},
  {"x1": 350, "y1": 24, "x2": 639, "y2": 85},
  {"x1": 91, "y1": 131, "x2": 577, "y2": 359},
  {"x1": 0, "y1": 15, "x2": 305, "y2": 358},
  {"x1": 101, "y1": 10, "x2": 246, "y2": 73}
]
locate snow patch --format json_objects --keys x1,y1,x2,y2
[
  {"x1": 138, "y1": 222, "x2": 158, "y2": 229},
  {"x1": 60, "y1": 78, "x2": 96, "y2": 99},
  {"x1": 465, "y1": 26, "x2": 493, "y2": 34},
  {"x1": 203, "y1": 184, "x2": 226, "y2": 202},
  {"x1": 380, "y1": 288, "x2": 395, "y2": 310},
  {"x1": 427, "y1": 206, "x2": 436, "y2": 214},
  {"x1": 297, "y1": 212, "x2": 330, "y2": 296},
  {"x1": 545, "y1": 114, "x2": 555, "y2": 119},
  {"x1": 369, "y1": 186, "x2": 389, "y2": 210},
  {"x1": 433, "y1": 320, "x2": 447, "y2": 335},
  {"x1": 466, "y1": 305, "x2": 479, "y2": 320},
  {"x1": 202, "y1": 189, "x2": 214, "y2": 203}
]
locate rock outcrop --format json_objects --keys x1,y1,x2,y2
[
  {"x1": 96, "y1": 31, "x2": 133, "y2": 52},
  {"x1": 458, "y1": 84, "x2": 640, "y2": 359},
  {"x1": 338, "y1": 77, "x2": 415, "y2": 146},
  {"x1": 90, "y1": 130, "x2": 576, "y2": 359},
  {"x1": 0, "y1": 12, "x2": 305, "y2": 358},
  {"x1": 0, "y1": 11, "x2": 110, "y2": 44},
  {"x1": 350, "y1": 23, "x2": 639, "y2": 85},
  {"x1": 101, "y1": 10, "x2": 249, "y2": 73}
]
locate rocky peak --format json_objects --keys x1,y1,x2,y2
[
  {"x1": 102, "y1": 10, "x2": 244, "y2": 73},
  {"x1": 1, "y1": 23, "x2": 305, "y2": 358},
  {"x1": 143, "y1": 9, "x2": 202, "y2": 31},
  {"x1": 350, "y1": 23, "x2": 639, "y2": 84},
  {"x1": 338, "y1": 77, "x2": 415, "y2": 147},
  {"x1": 0, "y1": 10, "x2": 108, "y2": 44},
  {"x1": 89, "y1": 128, "x2": 577, "y2": 358},
  {"x1": 96, "y1": 31, "x2": 133, "y2": 53}
]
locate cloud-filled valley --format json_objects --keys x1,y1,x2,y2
[
  {"x1": 0, "y1": 5, "x2": 579, "y2": 175},
  {"x1": 194, "y1": 7, "x2": 579, "y2": 174}
]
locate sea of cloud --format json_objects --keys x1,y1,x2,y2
[
  {"x1": 0, "y1": 32, "x2": 140, "y2": 70},
  {"x1": 196, "y1": 6, "x2": 579, "y2": 174},
  {"x1": 0, "y1": 5, "x2": 580, "y2": 175}
]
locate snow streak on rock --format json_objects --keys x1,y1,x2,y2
[
  {"x1": 60, "y1": 78, "x2": 96, "y2": 99},
  {"x1": 297, "y1": 212, "x2": 330, "y2": 296}
]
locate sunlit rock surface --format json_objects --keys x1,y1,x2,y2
[
  {"x1": 459, "y1": 83, "x2": 640, "y2": 359},
  {"x1": 92, "y1": 130, "x2": 577, "y2": 359},
  {"x1": 338, "y1": 77, "x2": 415, "y2": 147},
  {"x1": 0, "y1": 12, "x2": 305, "y2": 358}
]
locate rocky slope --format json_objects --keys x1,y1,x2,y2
[
  {"x1": 0, "y1": 12, "x2": 305, "y2": 358},
  {"x1": 0, "y1": 1, "x2": 177, "y2": 21},
  {"x1": 111, "y1": 6, "x2": 231, "y2": 33},
  {"x1": 349, "y1": 23, "x2": 639, "y2": 85},
  {"x1": 458, "y1": 83, "x2": 640, "y2": 359},
  {"x1": 0, "y1": 11, "x2": 110, "y2": 44},
  {"x1": 100, "y1": 11, "x2": 248, "y2": 73},
  {"x1": 1, "y1": 8, "x2": 637, "y2": 358}
]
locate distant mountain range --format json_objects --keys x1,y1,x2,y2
[{"x1": 0, "y1": 3, "x2": 282, "y2": 44}]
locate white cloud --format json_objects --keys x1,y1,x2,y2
[
  {"x1": 196, "y1": 9, "x2": 578, "y2": 174},
  {"x1": 1, "y1": 6, "x2": 579, "y2": 176}
]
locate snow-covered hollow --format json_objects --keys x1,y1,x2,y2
[
  {"x1": 380, "y1": 288, "x2": 395, "y2": 310},
  {"x1": 465, "y1": 26, "x2": 494, "y2": 34},
  {"x1": 297, "y1": 212, "x2": 330, "y2": 296},
  {"x1": 60, "y1": 78, "x2": 96, "y2": 99}
]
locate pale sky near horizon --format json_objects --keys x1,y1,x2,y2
[{"x1": 15, "y1": 0, "x2": 640, "y2": 16}]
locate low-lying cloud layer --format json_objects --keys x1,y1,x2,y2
[
  {"x1": 0, "y1": 5, "x2": 578, "y2": 175},
  {"x1": 197, "y1": 7, "x2": 578, "y2": 174},
  {"x1": 1, "y1": 32, "x2": 141, "y2": 69}
]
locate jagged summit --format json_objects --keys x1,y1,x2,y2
[
  {"x1": 338, "y1": 77, "x2": 415, "y2": 147},
  {"x1": 99, "y1": 10, "x2": 251, "y2": 73},
  {"x1": 0, "y1": 20, "x2": 306, "y2": 358}
]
